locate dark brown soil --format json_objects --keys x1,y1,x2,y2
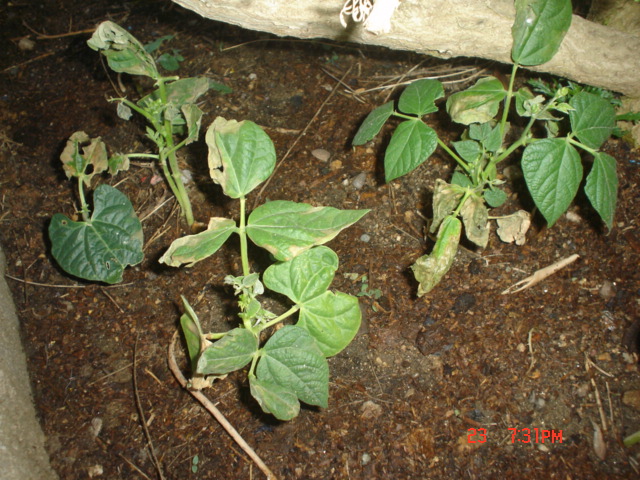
[{"x1": 1, "y1": 1, "x2": 639, "y2": 479}]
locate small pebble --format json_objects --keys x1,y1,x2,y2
[
  {"x1": 87, "y1": 465, "x2": 103, "y2": 478},
  {"x1": 329, "y1": 159, "x2": 342, "y2": 171},
  {"x1": 361, "y1": 453, "x2": 371, "y2": 466},
  {"x1": 360, "y1": 234, "x2": 371, "y2": 243},
  {"x1": 599, "y1": 280, "x2": 616, "y2": 300},
  {"x1": 311, "y1": 148, "x2": 331, "y2": 162},
  {"x1": 352, "y1": 172, "x2": 367, "y2": 190},
  {"x1": 18, "y1": 37, "x2": 36, "y2": 51}
]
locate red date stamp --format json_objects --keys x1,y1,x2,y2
[{"x1": 467, "y1": 427, "x2": 563, "y2": 444}]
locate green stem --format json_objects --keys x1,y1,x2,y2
[
  {"x1": 567, "y1": 136, "x2": 597, "y2": 155},
  {"x1": 126, "y1": 153, "x2": 159, "y2": 160},
  {"x1": 155, "y1": 76, "x2": 195, "y2": 227},
  {"x1": 452, "y1": 189, "x2": 472, "y2": 217},
  {"x1": 77, "y1": 176, "x2": 89, "y2": 223},
  {"x1": 499, "y1": 63, "x2": 519, "y2": 141},
  {"x1": 258, "y1": 305, "x2": 300, "y2": 333},
  {"x1": 248, "y1": 351, "x2": 262, "y2": 378},
  {"x1": 393, "y1": 112, "x2": 419, "y2": 121},
  {"x1": 437, "y1": 138, "x2": 471, "y2": 174},
  {"x1": 239, "y1": 197, "x2": 250, "y2": 277},
  {"x1": 116, "y1": 97, "x2": 156, "y2": 124}
]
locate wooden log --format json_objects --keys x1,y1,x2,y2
[{"x1": 171, "y1": 0, "x2": 640, "y2": 97}]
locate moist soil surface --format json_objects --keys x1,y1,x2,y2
[{"x1": 1, "y1": 1, "x2": 640, "y2": 479}]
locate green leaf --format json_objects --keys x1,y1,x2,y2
[
  {"x1": 180, "y1": 296, "x2": 205, "y2": 371},
  {"x1": 483, "y1": 188, "x2": 507, "y2": 208},
  {"x1": 515, "y1": 87, "x2": 535, "y2": 117},
  {"x1": 257, "y1": 326, "x2": 329, "y2": 408},
  {"x1": 206, "y1": 117, "x2": 276, "y2": 198},
  {"x1": 182, "y1": 103, "x2": 204, "y2": 145},
  {"x1": 247, "y1": 200, "x2": 368, "y2": 261},
  {"x1": 585, "y1": 152, "x2": 618, "y2": 230},
  {"x1": 263, "y1": 246, "x2": 338, "y2": 303},
  {"x1": 446, "y1": 77, "x2": 506, "y2": 125},
  {"x1": 412, "y1": 215, "x2": 461, "y2": 297},
  {"x1": 451, "y1": 170, "x2": 473, "y2": 189},
  {"x1": 143, "y1": 34, "x2": 174, "y2": 54},
  {"x1": 138, "y1": 77, "x2": 211, "y2": 124},
  {"x1": 452, "y1": 140, "x2": 481, "y2": 164},
  {"x1": 263, "y1": 247, "x2": 361, "y2": 357},
  {"x1": 397, "y1": 79, "x2": 444, "y2": 116},
  {"x1": 511, "y1": 0, "x2": 572, "y2": 66},
  {"x1": 623, "y1": 429, "x2": 640, "y2": 447},
  {"x1": 107, "y1": 153, "x2": 130, "y2": 175},
  {"x1": 430, "y1": 179, "x2": 464, "y2": 233},
  {"x1": 157, "y1": 52, "x2": 183, "y2": 71},
  {"x1": 87, "y1": 21, "x2": 158, "y2": 78},
  {"x1": 569, "y1": 92, "x2": 616, "y2": 150},
  {"x1": 384, "y1": 120, "x2": 438, "y2": 182},
  {"x1": 353, "y1": 101, "x2": 394, "y2": 145},
  {"x1": 249, "y1": 376, "x2": 300, "y2": 420},
  {"x1": 159, "y1": 217, "x2": 237, "y2": 267},
  {"x1": 209, "y1": 80, "x2": 232, "y2": 95},
  {"x1": 197, "y1": 328, "x2": 258, "y2": 375},
  {"x1": 49, "y1": 185, "x2": 143, "y2": 284},
  {"x1": 296, "y1": 291, "x2": 361, "y2": 357},
  {"x1": 460, "y1": 195, "x2": 489, "y2": 248},
  {"x1": 522, "y1": 138, "x2": 582, "y2": 226}
]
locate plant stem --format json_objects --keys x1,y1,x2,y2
[
  {"x1": 156, "y1": 76, "x2": 195, "y2": 228},
  {"x1": 238, "y1": 196, "x2": 250, "y2": 277},
  {"x1": 126, "y1": 153, "x2": 159, "y2": 160},
  {"x1": 77, "y1": 176, "x2": 89, "y2": 222},
  {"x1": 499, "y1": 63, "x2": 519, "y2": 141},
  {"x1": 453, "y1": 189, "x2": 472, "y2": 217},
  {"x1": 258, "y1": 305, "x2": 300, "y2": 332},
  {"x1": 567, "y1": 136, "x2": 597, "y2": 155},
  {"x1": 437, "y1": 138, "x2": 471, "y2": 174}
]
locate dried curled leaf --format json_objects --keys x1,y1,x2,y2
[
  {"x1": 460, "y1": 195, "x2": 489, "y2": 248},
  {"x1": 431, "y1": 179, "x2": 464, "y2": 233},
  {"x1": 412, "y1": 216, "x2": 461, "y2": 297},
  {"x1": 496, "y1": 210, "x2": 531, "y2": 245},
  {"x1": 60, "y1": 132, "x2": 108, "y2": 185}
]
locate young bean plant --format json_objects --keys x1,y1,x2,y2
[
  {"x1": 49, "y1": 132, "x2": 143, "y2": 283},
  {"x1": 353, "y1": 0, "x2": 619, "y2": 295},
  {"x1": 160, "y1": 117, "x2": 369, "y2": 420},
  {"x1": 87, "y1": 21, "x2": 231, "y2": 228}
]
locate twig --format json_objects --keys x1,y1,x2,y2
[
  {"x1": 22, "y1": 21, "x2": 95, "y2": 40},
  {"x1": 167, "y1": 332, "x2": 278, "y2": 480},
  {"x1": 100, "y1": 287, "x2": 125, "y2": 313},
  {"x1": 2, "y1": 52, "x2": 54, "y2": 73},
  {"x1": 87, "y1": 362, "x2": 133, "y2": 386},
  {"x1": 134, "y1": 338, "x2": 166, "y2": 480},
  {"x1": 4, "y1": 274, "x2": 134, "y2": 289},
  {"x1": 586, "y1": 354, "x2": 608, "y2": 432},
  {"x1": 501, "y1": 253, "x2": 579, "y2": 295},
  {"x1": 118, "y1": 453, "x2": 153, "y2": 480},
  {"x1": 251, "y1": 66, "x2": 352, "y2": 209},
  {"x1": 525, "y1": 328, "x2": 536, "y2": 375}
]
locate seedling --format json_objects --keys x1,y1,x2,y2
[
  {"x1": 353, "y1": 0, "x2": 619, "y2": 295},
  {"x1": 49, "y1": 132, "x2": 143, "y2": 283},
  {"x1": 144, "y1": 34, "x2": 185, "y2": 72},
  {"x1": 87, "y1": 21, "x2": 231, "y2": 228},
  {"x1": 161, "y1": 117, "x2": 369, "y2": 420}
]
